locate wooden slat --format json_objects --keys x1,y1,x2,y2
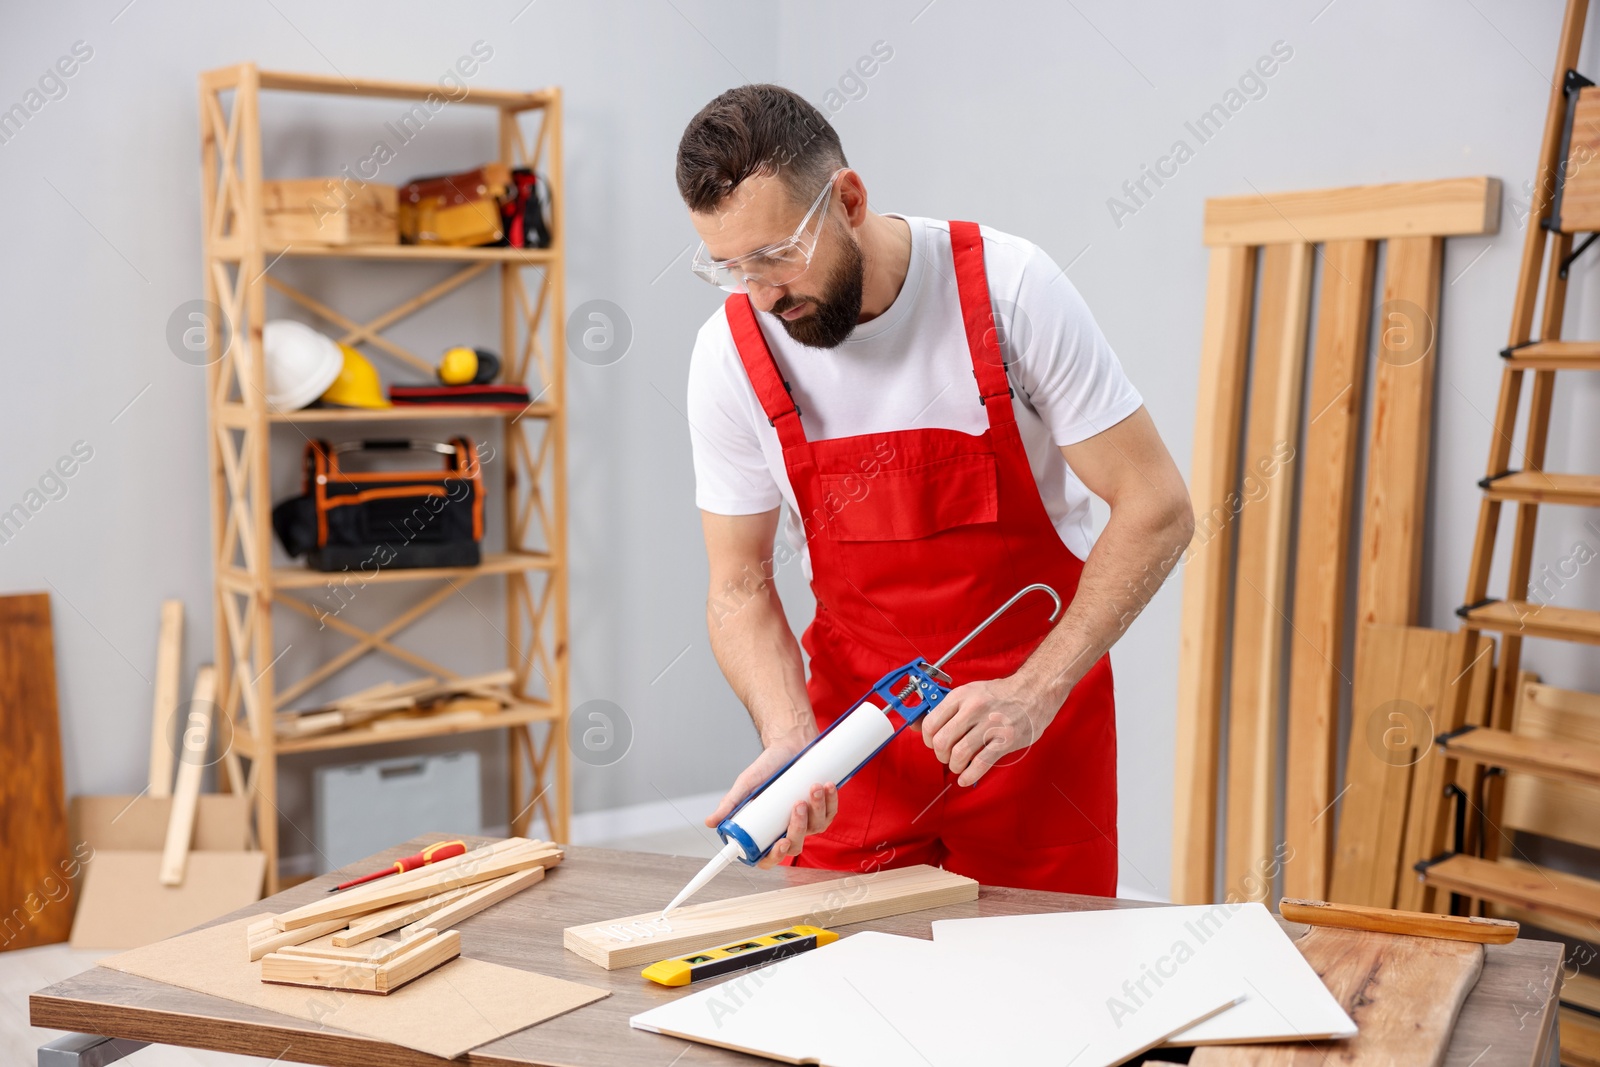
[
  {"x1": 332, "y1": 883, "x2": 479, "y2": 947},
  {"x1": 1203, "y1": 177, "x2": 1500, "y2": 246},
  {"x1": 147, "y1": 600, "x2": 184, "y2": 797},
  {"x1": 1225, "y1": 242, "x2": 1314, "y2": 903},
  {"x1": 1357, "y1": 235, "x2": 1443, "y2": 627},
  {"x1": 1423, "y1": 854, "x2": 1600, "y2": 927},
  {"x1": 0, "y1": 593, "x2": 73, "y2": 951},
  {"x1": 1330, "y1": 625, "x2": 1452, "y2": 908},
  {"x1": 374, "y1": 929, "x2": 461, "y2": 992},
  {"x1": 1442, "y1": 726, "x2": 1600, "y2": 787},
  {"x1": 563, "y1": 865, "x2": 978, "y2": 970},
  {"x1": 159, "y1": 666, "x2": 217, "y2": 886},
  {"x1": 1283, "y1": 239, "x2": 1377, "y2": 900},
  {"x1": 1278, "y1": 897, "x2": 1518, "y2": 943},
  {"x1": 1395, "y1": 632, "x2": 1494, "y2": 914},
  {"x1": 1172, "y1": 244, "x2": 1257, "y2": 905},
  {"x1": 1559, "y1": 1008, "x2": 1600, "y2": 1067},
  {"x1": 274, "y1": 840, "x2": 559, "y2": 930},
  {"x1": 398, "y1": 866, "x2": 545, "y2": 939},
  {"x1": 249, "y1": 67, "x2": 550, "y2": 109},
  {"x1": 246, "y1": 915, "x2": 347, "y2": 962},
  {"x1": 1463, "y1": 600, "x2": 1600, "y2": 645},
  {"x1": 1190, "y1": 926, "x2": 1483, "y2": 1066}
]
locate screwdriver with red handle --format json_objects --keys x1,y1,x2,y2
[{"x1": 326, "y1": 839, "x2": 468, "y2": 892}]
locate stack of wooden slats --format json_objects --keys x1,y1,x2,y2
[
  {"x1": 273, "y1": 670, "x2": 520, "y2": 740},
  {"x1": 249, "y1": 837, "x2": 560, "y2": 993},
  {"x1": 1172, "y1": 177, "x2": 1502, "y2": 906}
]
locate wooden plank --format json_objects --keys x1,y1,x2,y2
[
  {"x1": 1463, "y1": 600, "x2": 1600, "y2": 644},
  {"x1": 1190, "y1": 926, "x2": 1483, "y2": 1066},
  {"x1": 1284, "y1": 238, "x2": 1377, "y2": 900},
  {"x1": 1356, "y1": 234, "x2": 1443, "y2": 628},
  {"x1": 246, "y1": 914, "x2": 347, "y2": 962},
  {"x1": 1204, "y1": 177, "x2": 1500, "y2": 245},
  {"x1": 374, "y1": 929, "x2": 461, "y2": 992},
  {"x1": 274, "y1": 839, "x2": 560, "y2": 930},
  {"x1": 1329, "y1": 625, "x2": 1452, "y2": 907},
  {"x1": 1397, "y1": 632, "x2": 1494, "y2": 913},
  {"x1": 147, "y1": 600, "x2": 184, "y2": 797},
  {"x1": 252, "y1": 67, "x2": 551, "y2": 109},
  {"x1": 331, "y1": 882, "x2": 479, "y2": 947},
  {"x1": 1173, "y1": 244, "x2": 1258, "y2": 905},
  {"x1": 0, "y1": 592, "x2": 73, "y2": 951},
  {"x1": 1482, "y1": 471, "x2": 1600, "y2": 505},
  {"x1": 1278, "y1": 897, "x2": 1518, "y2": 943},
  {"x1": 398, "y1": 865, "x2": 545, "y2": 938},
  {"x1": 159, "y1": 666, "x2": 216, "y2": 886},
  {"x1": 1224, "y1": 241, "x2": 1314, "y2": 903},
  {"x1": 563, "y1": 864, "x2": 978, "y2": 970},
  {"x1": 277, "y1": 928, "x2": 432, "y2": 966}
]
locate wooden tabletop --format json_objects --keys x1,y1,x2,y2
[{"x1": 32, "y1": 835, "x2": 1564, "y2": 1067}]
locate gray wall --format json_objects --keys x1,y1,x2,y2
[{"x1": 3, "y1": 0, "x2": 1597, "y2": 895}]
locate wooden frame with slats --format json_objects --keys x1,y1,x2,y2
[
  {"x1": 198, "y1": 64, "x2": 570, "y2": 891},
  {"x1": 1172, "y1": 177, "x2": 1501, "y2": 905}
]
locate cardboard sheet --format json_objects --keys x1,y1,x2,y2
[
  {"x1": 100, "y1": 915, "x2": 609, "y2": 1059},
  {"x1": 71, "y1": 794, "x2": 251, "y2": 852},
  {"x1": 931, "y1": 903, "x2": 1357, "y2": 1045},
  {"x1": 71, "y1": 851, "x2": 267, "y2": 950},
  {"x1": 631, "y1": 931, "x2": 1240, "y2": 1067}
]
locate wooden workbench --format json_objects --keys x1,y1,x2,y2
[{"x1": 32, "y1": 837, "x2": 1565, "y2": 1066}]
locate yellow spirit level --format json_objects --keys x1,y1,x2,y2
[{"x1": 640, "y1": 925, "x2": 838, "y2": 987}]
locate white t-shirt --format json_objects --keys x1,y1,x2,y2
[{"x1": 686, "y1": 215, "x2": 1143, "y2": 566}]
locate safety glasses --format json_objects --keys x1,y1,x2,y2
[{"x1": 690, "y1": 169, "x2": 847, "y2": 293}]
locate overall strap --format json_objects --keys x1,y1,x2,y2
[
  {"x1": 724, "y1": 293, "x2": 808, "y2": 451},
  {"x1": 948, "y1": 220, "x2": 1017, "y2": 428}
]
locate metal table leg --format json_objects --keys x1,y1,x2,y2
[{"x1": 38, "y1": 1034, "x2": 149, "y2": 1067}]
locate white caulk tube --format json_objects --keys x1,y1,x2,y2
[{"x1": 660, "y1": 700, "x2": 897, "y2": 918}]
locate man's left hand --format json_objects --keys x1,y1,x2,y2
[{"x1": 920, "y1": 675, "x2": 1057, "y2": 787}]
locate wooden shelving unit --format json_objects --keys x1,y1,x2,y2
[{"x1": 197, "y1": 63, "x2": 570, "y2": 891}]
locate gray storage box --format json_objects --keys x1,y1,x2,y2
[{"x1": 312, "y1": 751, "x2": 482, "y2": 873}]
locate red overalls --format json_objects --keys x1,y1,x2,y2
[{"x1": 722, "y1": 221, "x2": 1118, "y2": 895}]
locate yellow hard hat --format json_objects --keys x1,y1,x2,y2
[{"x1": 320, "y1": 345, "x2": 390, "y2": 409}]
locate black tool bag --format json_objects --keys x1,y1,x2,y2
[{"x1": 272, "y1": 438, "x2": 483, "y2": 571}]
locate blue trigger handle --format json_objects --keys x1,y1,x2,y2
[{"x1": 715, "y1": 658, "x2": 952, "y2": 865}]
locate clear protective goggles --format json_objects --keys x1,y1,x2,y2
[{"x1": 690, "y1": 169, "x2": 847, "y2": 293}]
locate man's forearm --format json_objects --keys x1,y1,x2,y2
[
  {"x1": 706, "y1": 581, "x2": 814, "y2": 746},
  {"x1": 1013, "y1": 495, "x2": 1194, "y2": 707}
]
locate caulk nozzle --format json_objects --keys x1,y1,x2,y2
[{"x1": 661, "y1": 840, "x2": 742, "y2": 919}]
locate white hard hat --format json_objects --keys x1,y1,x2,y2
[{"x1": 263, "y1": 320, "x2": 343, "y2": 410}]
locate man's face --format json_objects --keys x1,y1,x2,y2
[{"x1": 691, "y1": 171, "x2": 864, "y2": 349}]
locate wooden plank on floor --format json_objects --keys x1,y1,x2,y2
[
  {"x1": 563, "y1": 865, "x2": 978, "y2": 970},
  {"x1": 1329, "y1": 624, "x2": 1451, "y2": 908},
  {"x1": 1283, "y1": 238, "x2": 1377, "y2": 901},
  {"x1": 147, "y1": 600, "x2": 184, "y2": 798},
  {"x1": 1172, "y1": 243, "x2": 1258, "y2": 905},
  {"x1": 1224, "y1": 241, "x2": 1314, "y2": 903},
  {"x1": 0, "y1": 593, "x2": 73, "y2": 952}
]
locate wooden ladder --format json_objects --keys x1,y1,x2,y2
[{"x1": 1410, "y1": 0, "x2": 1600, "y2": 1016}]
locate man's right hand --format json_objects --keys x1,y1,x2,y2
[{"x1": 705, "y1": 731, "x2": 839, "y2": 868}]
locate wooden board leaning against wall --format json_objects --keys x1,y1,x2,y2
[{"x1": 1171, "y1": 178, "x2": 1501, "y2": 906}]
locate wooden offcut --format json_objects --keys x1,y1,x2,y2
[
  {"x1": 1190, "y1": 926, "x2": 1483, "y2": 1066},
  {"x1": 147, "y1": 600, "x2": 184, "y2": 797},
  {"x1": 159, "y1": 666, "x2": 216, "y2": 886},
  {"x1": 1282, "y1": 239, "x2": 1376, "y2": 901},
  {"x1": 1224, "y1": 242, "x2": 1313, "y2": 903},
  {"x1": 0, "y1": 592, "x2": 73, "y2": 952},
  {"x1": 564, "y1": 864, "x2": 978, "y2": 970},
  {"x1": 1171, "y1": 244, "x2": 1256, "y2": 905},
  {"x1": 246, "y1": 913, "x2": 347, "y2": 961},
  {"x1": 398, "y1": 865, "x2": 544, "y2": 938},
  {"x1": 1203, "y1": 177, "x2": 1500, "y2": 245},
  {"x1": 332, "y1": 882, "x2": 479, "y2": 947}
]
